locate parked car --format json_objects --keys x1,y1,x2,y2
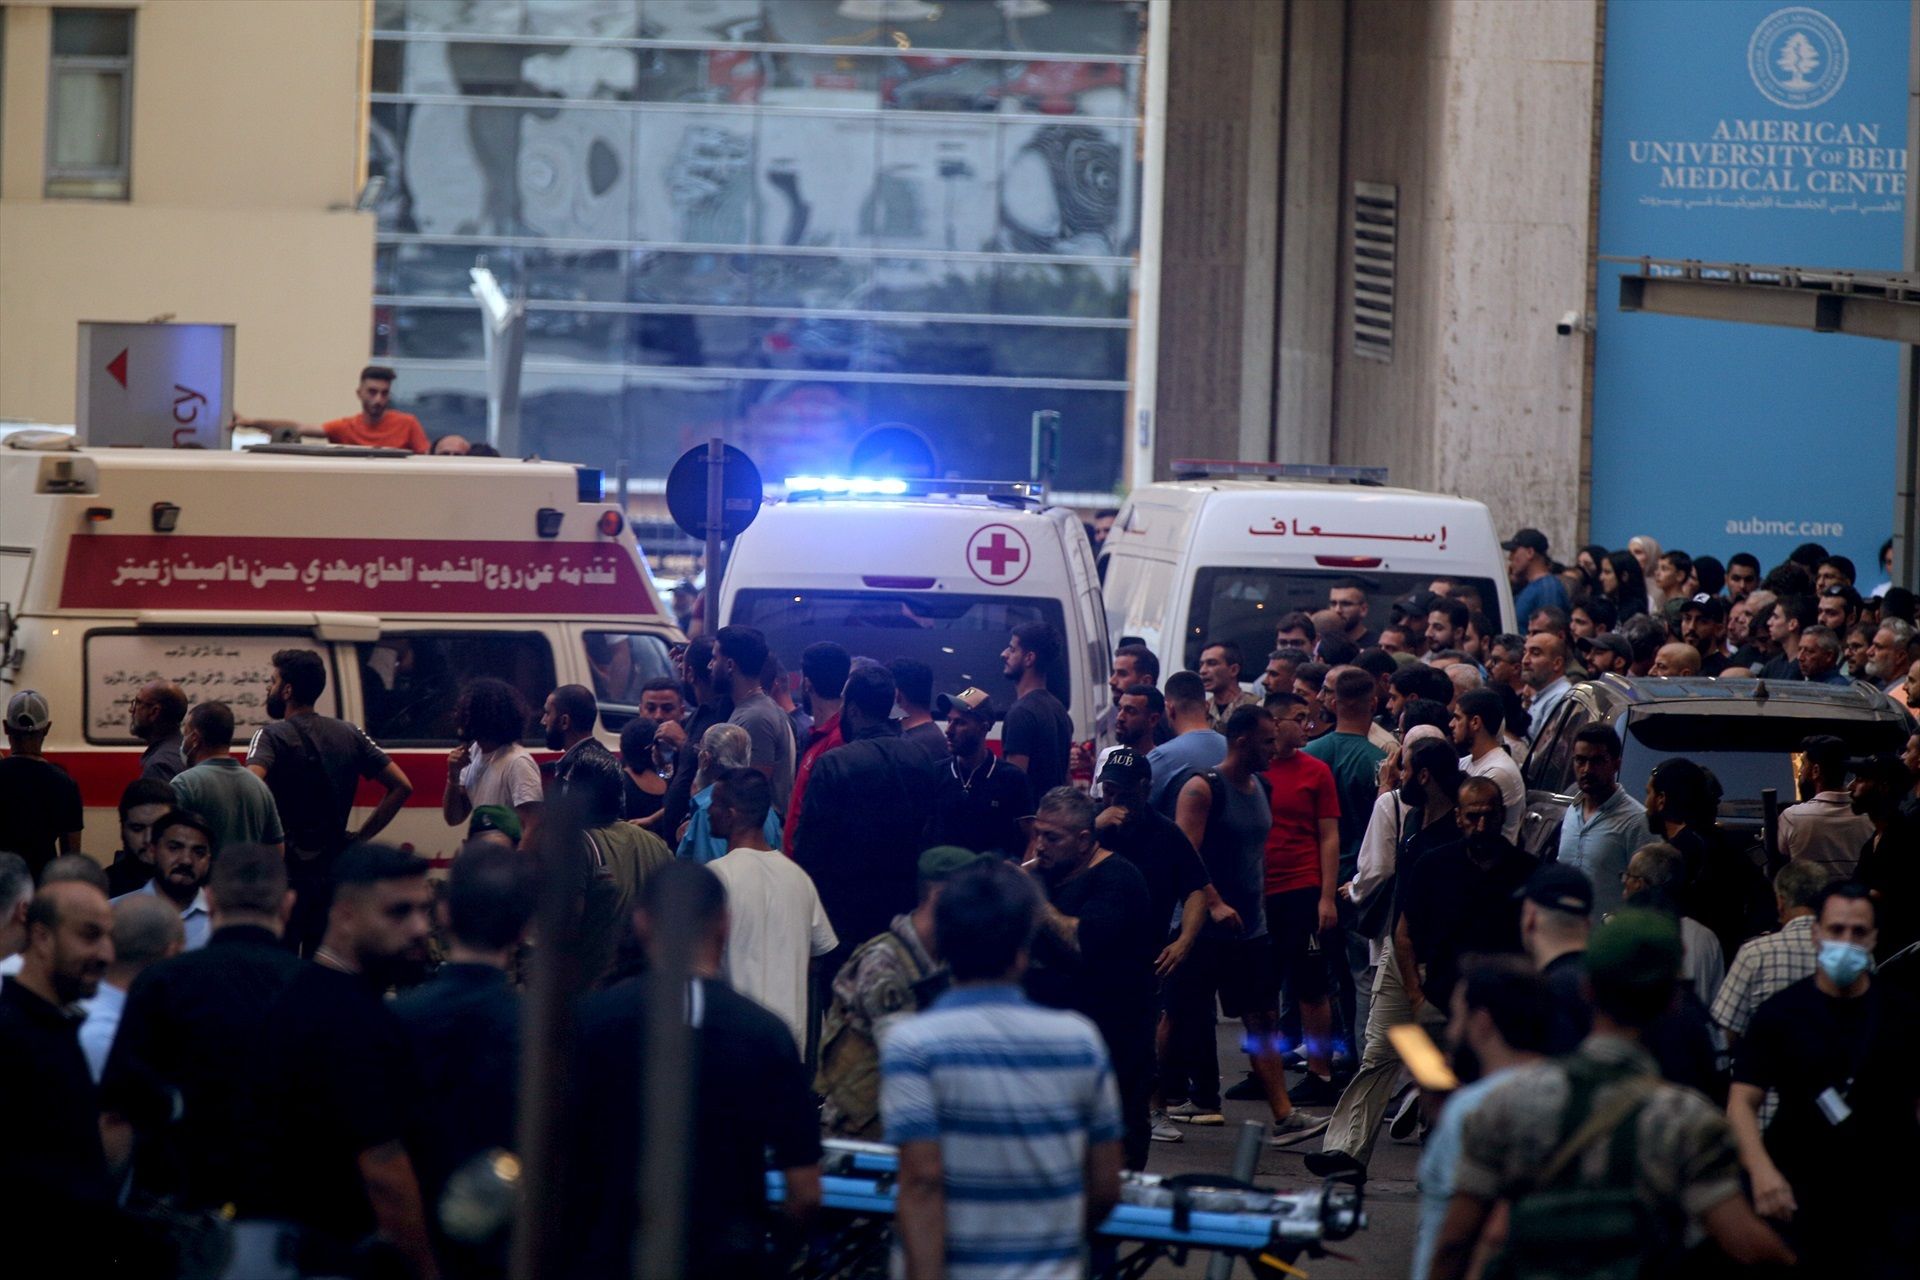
[{"x1": 1519, "y1": 675, "x2": 1915, "y2": 859}]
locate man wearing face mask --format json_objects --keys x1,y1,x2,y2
[
  {"x1": 1022, "y1": 785, "x2": 1158, "y2": 1169},
  {"x1": 1729, "y1": 882, "x2": 1920, "y2": 1277},
  {"x1": 1411, "y1": 958, "x2": 1549, "y2": 1280}
]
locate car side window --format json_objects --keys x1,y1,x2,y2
[
  {"x1": 357, "y1": 632, "x2": 554, "y2": 746},
  {"x1": 1525, "y1": 699, "x2": 1592, "y2": 794}
]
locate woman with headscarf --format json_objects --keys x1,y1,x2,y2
[
  {"x1": 1629, "y1": 534, "x2": 1665, "y2": 610},
  {"x1": 1601, "y1": 549, "x2": 1651, "y2": 620}
]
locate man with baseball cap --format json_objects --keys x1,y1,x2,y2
[
  {"x1": 817, "y1": 845, "x2": 992, "y2": 1138},
  {"x1": 1576, "y1": 631, "x2": 1632, "y2": 677},
  {"x1": 1678, "y1": 594, "x2": 1732, "y2": 676},
  {"x1": 1093, "y1": 747, "x2": 1218, "y2": 1144},
  {"x1": 0, "y1": 691, "x2": 83, "y2": 879},
  {"x1": 1431, "y1": 910, "x2": 1794, "y2": 1280},
  {"x1": 1503, "y1": 528, "x2": 1567, "y2": 627},
  {"x1": 925, "y1": 688, "x2": 1031, "y2": 859}
]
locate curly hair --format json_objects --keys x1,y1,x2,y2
[{"x1": 455, "y1": 677, "x2": 530, "y2": 747}]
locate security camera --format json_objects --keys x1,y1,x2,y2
[{"x1": 1557, "y1": 310, "x2": 1586, "y2": 336}]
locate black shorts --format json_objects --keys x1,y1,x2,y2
[
  {"x1": 1266, "y1": 888, "x2": 1330, "y2": 1003},
  {"x1": 1189, "y1": 932, "x2": 1275, "y2": 1020}
]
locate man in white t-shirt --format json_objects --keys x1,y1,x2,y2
[
  {"x1": 442, "y1": 678, "x2": 544, "y2": 830},
  {"x1": 707, "y1": 768, "x2": 837, "y2": 1049},
  {"x1": 1451, "y1": 688, "x2": 1524, "y2": 843}
]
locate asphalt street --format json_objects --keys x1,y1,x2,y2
[{"x1": 1132, "y1": 1023, "x2": 1422, "y2": 1280}]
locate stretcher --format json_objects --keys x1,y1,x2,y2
[{"x1": 768, "y1": 1138, "x2": 1367, "y2": 1279}]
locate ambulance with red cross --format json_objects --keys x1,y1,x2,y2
[
  {"x1": 716, "y1": 476, "x2": 1112, "y2": 755},
  {"x1": 0, "y1": 436, "x2": 681, "y2": 863}
]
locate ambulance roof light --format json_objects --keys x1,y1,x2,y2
[
  {"x1": 1171, "y1": 459, "x2": 1389, "y2": 486},
  {"x1": 782, "y1": 476, "x2": 1043, "y2": 505}
]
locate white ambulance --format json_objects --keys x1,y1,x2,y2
[
  {"x1": 1100, "y1": 460, "x2": 1517, "y2": 671},
  {"x1": 716, "y1": 476, "x2": 1111, "y2": 755},
  {"x1": 0, "y1": 437, "x2": 681, "y2": 863}
]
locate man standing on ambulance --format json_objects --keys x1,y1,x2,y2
[{"x1": 233, "y1": 366, "x2": 430, "y2": 454}]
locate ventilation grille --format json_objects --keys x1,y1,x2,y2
[{"x1": 1352, "y1": 182, "x2": 1398, "y2": 362}]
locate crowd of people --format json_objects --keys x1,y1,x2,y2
[{"x1": 0, "y1": 522, "x2": 1917, "y2": 1280}]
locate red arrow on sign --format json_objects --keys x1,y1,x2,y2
[{"x1": 106, "y1": 349, "x2": 129, "y2": 388}]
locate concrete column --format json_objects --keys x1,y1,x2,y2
[
  {"x1": 1273, "y1": 0, "x2": 1347, "y2": 466},
  {"x1": 1152, "y1": 0, "x2": 1285, "y2": 474}
]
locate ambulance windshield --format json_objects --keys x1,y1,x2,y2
[{"x1": 731, "y1": 589, "x2": 1072, "y2": 711}]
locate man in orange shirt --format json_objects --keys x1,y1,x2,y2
[{"x1": 234, "y1": 366, "x2": 430, "y2": 454}]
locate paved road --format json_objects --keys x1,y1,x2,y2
[{"x1": 1130, "y1": 1024, "x2": 1424, "y2": 1279}]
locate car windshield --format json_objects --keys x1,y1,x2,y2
[
  {"x1": 730, "y1": 588, "x2": 1070, "y2": 710},
  {"x1": 1621, "y1": 712, "x2": 1909, "y2": 813},
  {"x1": 1184, "y1": 566, "x2": 1504, "y2": 670}
]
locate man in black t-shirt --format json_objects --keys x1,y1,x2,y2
[
  {"x1": 1398, "y1": 778, "x2": 1535, "y2": 1017},
  {"x1": 1730, "y1": 882, "x2": 1920, "y2": 1275},
  {"x1": 1023, "y1": 786, "x2": 1158, "y2": 1168},
  {"x1": 245, "y1": 846, "x2": 437, "y2": 1279},
  {"x1": 926, "y1": 687, "x2": 1032, "y2": 858},
  {"x1": 0, "y1": 690, "x2": 83, "y2": 879},
  {"x1": 103, "y1": 843, "x2": 304, "y2": 1210},
  {"x1": 1093, "y1": 748, "x2": 1214, "y2": 1146},
  {"x1": 566, "y1": 862, "x2": 822, "y2": 1280},
  {"x1": 246, "y1": 650, "x2": 415, "y2": 954},
  {"x1": 1001, "y1": 621, "x2": 1074, "y2": 795},
  {"x1": 1093, "y1": 748, "x2": 1210, "y2": 961}
]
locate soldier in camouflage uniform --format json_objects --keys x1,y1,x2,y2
[
  {"x1": 815, "y1": 846, "x2": 991, "y2": 1136},
  {"x1": 1427, "y1": 910, "x2": 1795, "y2": 1280}
]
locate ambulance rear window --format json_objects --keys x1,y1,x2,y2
[
  {"x1": 584, "y1": 631, "x2": 676, "y2": 706},
  {"x1": 1185, "y1": 567, "x2": 1504, "y2": 670},
  {"x1": 732, "y1": 589, "x2": 1071, "y2": 711},
  {"x1": 357, "y1": 632, "x2": 554, "y2": 746}
]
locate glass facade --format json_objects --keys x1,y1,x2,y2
[{"x1": 366, "y1": 0, "x2": 1146, "y2": 495}]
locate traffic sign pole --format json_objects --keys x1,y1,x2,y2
[{"x1": 705, "y1": 437, "x2": 724, "y2": 634}]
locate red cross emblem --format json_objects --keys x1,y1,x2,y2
[{"x1": 966, "y1": 523, "x2": 1031, "y2": 586}]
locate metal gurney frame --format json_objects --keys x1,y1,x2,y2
[{"x1": 769, "y1": 1138, "x2": 1367, "y2": 1279}]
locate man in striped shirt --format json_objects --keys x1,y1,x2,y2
[{"x1": 882, "y1": 860, "x2": 1123, "y2": 1280}]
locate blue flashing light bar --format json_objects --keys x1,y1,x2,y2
[{"x1": 784, "y1": 475, "x2": 911, "y2": 495}]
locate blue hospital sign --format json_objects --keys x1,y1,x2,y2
[{"x1": 1593, "y1": 1, "x2": 1907, "y2": 573}]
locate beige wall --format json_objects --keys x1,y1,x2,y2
[
  {"x1": 1334, "y1": 0, "x2": 1600, "y2": 551},
  {"x1": 0, "y1": 0, "x2": 375, "y2": 427},
  {"x1": 1155, "y1": 0, "x2": 1600, "y2": 549}
]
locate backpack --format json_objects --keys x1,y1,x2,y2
[{"x1": 1486, "y1": 1058, "x2": 1669, "y2": 1280}]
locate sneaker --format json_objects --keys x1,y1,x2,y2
[
  {"x1": 1267, "y1": 1110, "x2": 1331, "y2": 1148},
  {"x1": 1167, "y1": 1100, "x2": 1225, "y2": 1125},
  {"x1": 1388, "y1": 1087, "x2": 1422, "y2": 1140},
  {"x1": 1285, "y1": 1073, "x2": 1344, "y2": 1107},
  {"x1": 1149, "y1": 1110, "x2": 1184, "y2": 1143},
  {"x1": 1281, "y1": 1049, "x2": 1309, "y2": 1071},
  {"x1": 1223, "y1": 1073, "x2": 1267, "y2": 1101}
]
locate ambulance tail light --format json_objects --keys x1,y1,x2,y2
[
  {"x1": 1315, "y1": 555, "x2": 1383, "y2": 569},
  {"x1": 596, "y1": 509, "x2": 626, "y2": 538},
  {"x1": 863, "y1": 576, "x2": 936, "y2": 590}
]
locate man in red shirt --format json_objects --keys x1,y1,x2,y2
[
  {"x1": 782, "y1": 642, "x2": 850, "y2": 854},
  {"x1": 235, "y1": 366, "x2": 430, "y2": 454},
  {"x1": 1263, "y1": 691, "x2": 1344, "y2": 1103}
]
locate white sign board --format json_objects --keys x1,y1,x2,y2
[
  {"x1": 86, "y1": 632, "x2": 337, "y2": 744},
  {"x1": 76, "y1": 322, "x2": 235, "y2": 449}
]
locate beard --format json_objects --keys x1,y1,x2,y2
[
  {"x1": 1399, "y1": 779, "x2": 1423, "y2": 808},
  {"x1": 266, "y1": 691, "x2": 288, "y2": 720},
  {"x1": 545, "y1": 724, "x2": 567, "y2": 751},
  {"x1": 1645, "y1": 805, "x2": 1664, "y2": 834}
]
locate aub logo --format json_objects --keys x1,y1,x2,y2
[{"x1": 1749, "y1": 7, "x2": 1849, "y2": 110}]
